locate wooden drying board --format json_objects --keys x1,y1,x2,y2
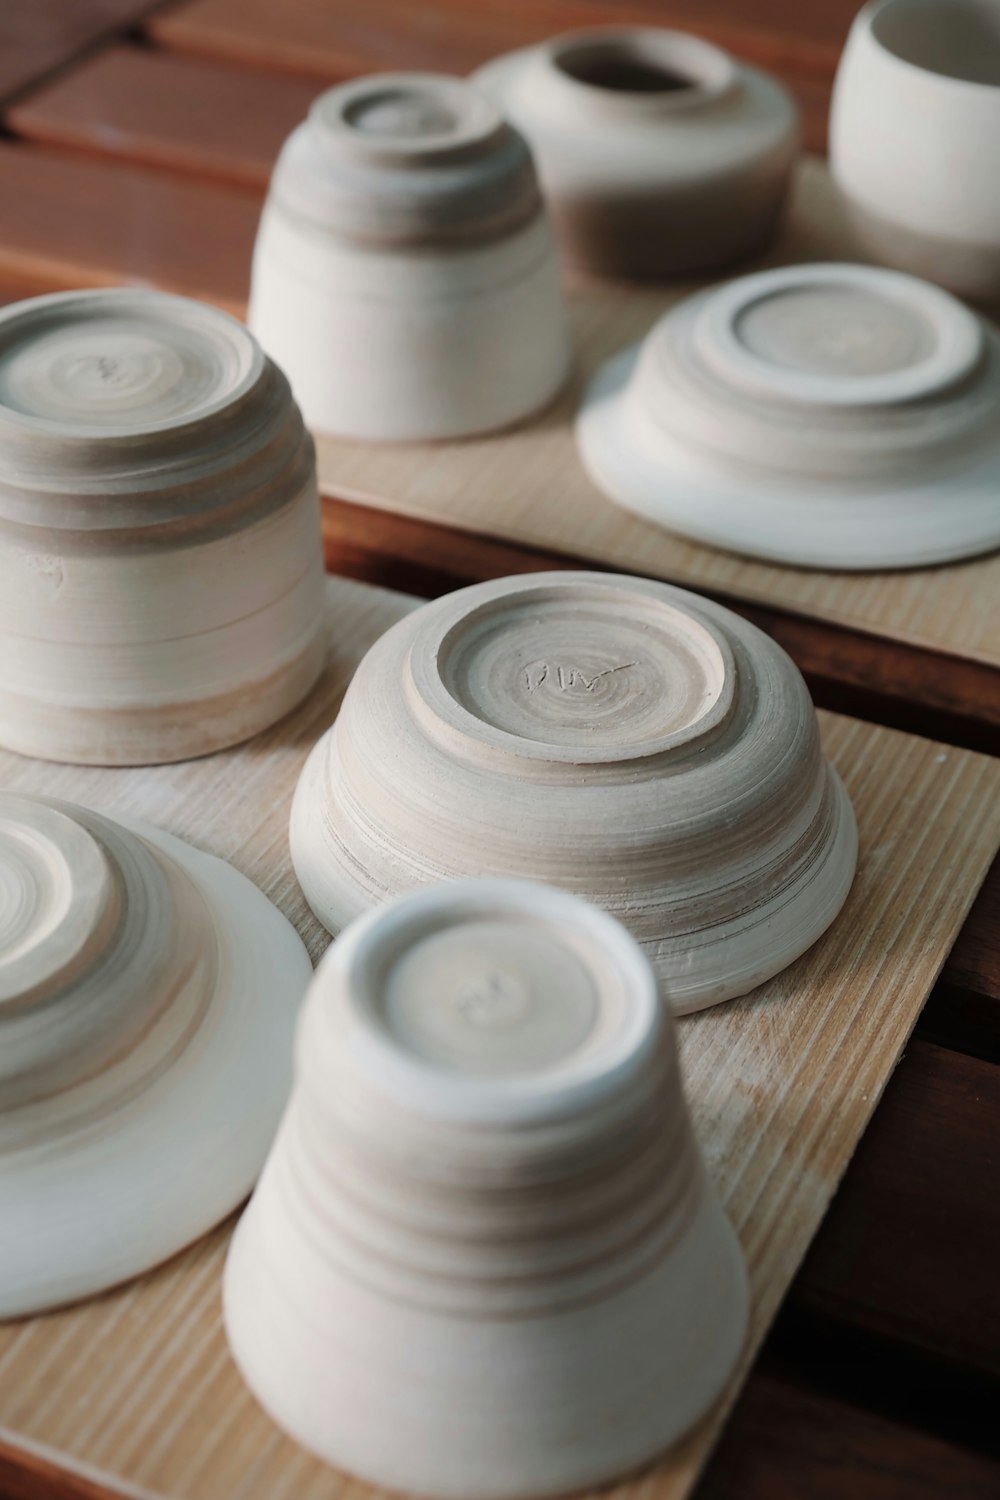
[
  {"x1": 1, "y1": 573, "x2": 998, "y2": 1500},
  {"x1": 316, "y1": 158, "x2": 1000, "y2": 670}
]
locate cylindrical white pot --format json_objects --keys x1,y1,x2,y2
[
  {"x1": 831, "y1": 0, "x2": 1000, "y2": 302},
  {"x1": 224, "y1": 879, "x2": 748, "y2": 1499},
  {"x1": 474, "y1": 27, "x2": 800, "y2": 279},
  {"x1": 249, "y1": 74, "x2": 571, "y2": 440},
  {"x1": 0, "y1": 289, "x2": 326, "y2": 766}
]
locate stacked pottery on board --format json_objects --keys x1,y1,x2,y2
[{"x1": 8, "y1": 6, "x2": 1000, "y2": 1498}]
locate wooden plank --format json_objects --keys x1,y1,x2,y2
[
  {"x1": 7, "y1": 44, "x2": 317, "y2": 190},
  {"x1": 0, "y1": 142, "x2": 258, "y2": 314},
  {"x1": 5, "y1": 40, "x2": 828, "y2": 175},
  {"x1": 940, "y1": 859, "x2": 1000, "y2": 1004},
  {"x1": 0, "y1": 0, "x2": 165, "y2": 106},
  {"x1": 698, "y1": 1370, "x2": 1000, "y2": 1500},
  {"x1": 795, "y1": 1040, "x2": 1000, "y2": 1379},
  {"x1": 148, "y1": 0, "x2": 854, "y2": 84},
  {"x1": 0, "y1": 573, "x2": 997, "y2": 1500},
  {"x1": 315, "y1": 158, "x2": 1000, "y2": 676},
  {"x1": 321, "y1": 497, "x2": 1000, "y2": 754}
]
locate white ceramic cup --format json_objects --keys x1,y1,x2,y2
[
  {"x1": 224, "y1": 878, "x2": 748, "y2": 1499},
  {"x1": 250, "y1": 74, "x2": 571, "y2": 440},
  {"x1": 831, "y1": 0, "x2": 1000, "y2": 302}
]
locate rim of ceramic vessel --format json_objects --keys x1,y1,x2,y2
[
  {"x1": 409, "y1": 574, "x2": 737, "y2": 766},
  {"x1": 325, "y1": 880, "x2": 664, "y2": 1127},
  {"x1": 543, "y1": 27, "x2": 737, "y2": 111},
  {"x1": 309, "y1": 72, "x2": 509, "y2": 167},
  {"x1": 0, "y1": 797, "x2": 116, "y2": 1008},
  {"x1": 0, "y1": 289, "x2": 264, "y2": 441},
  {"x1": 688, "y1": 262, "x2": 984, "y2": 408},
  {"x1": 863, "y1": 0, "x2": 1000, "y2": 91}
]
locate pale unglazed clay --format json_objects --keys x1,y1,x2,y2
[
  {"x1": 831, "y1": 0, "x2": 1000, "y2": 304},
  {"x1": 0, "y1": 288, "x2": 326, "y2": 766},
  {"x1": 0, "y1": 792, "x2": 311, "y2": 1317},
  {"x1": 577, "y1": 262, "x2": 1000, "y2": 569},
  {"x1": 250, "y1": 74, "x2": 571, "y2": 440},
  {"x1": 290, "y1": 571, "x2": 857, "y2": 1014},
  {"x1": 473, "y1": 27, "x2": 799, "y2": 279},
  {"x1": 224, "y1": 878, "x2": 748, "y2": 1499}
]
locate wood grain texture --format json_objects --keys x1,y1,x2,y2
[
  {"x1": 6, "y1": 44, "x2": 319, "y2": 190},
  {"x1": 0, "y1": 0, "x2": 165, "y2": 106},
  {"x1": 147, "y1": 0, "x2": 853, "y2": 89},
  {"x1": 5, "y1": 37, "x2": 827, "y2": 182},
  {"x1": 0, "y1": 574, "x2": 996, "y2": 1500},
  {"x1": 0, "y1": 142, "x2": 258, "y2": 314},
  {"x1": 321, "y1": 497, "x2": 1000, "y2": 753},
  {"x1": 315, "y1": 157, "x2": 1000, "y2": 672}
]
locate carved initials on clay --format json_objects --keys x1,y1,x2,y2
[{"x1": 523, "y1": 661, "x2": 638, "y2": 693}]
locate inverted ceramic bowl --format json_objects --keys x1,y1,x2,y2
[
  {"x1": 290, "y1": 571, "x2": 857, "y2": 1014},
  {"x1": 224, "y1": 878, "x2": 748, "y2": 1499},
  {"x1": 0, "y1": 792, "x2": 311, "y2": 1316},
  {"x1": 0, "y1": 288, "x2": 326, "y2": 765},
  {"x1": 250, "y1": 73, "x2": 571, "y2": 440},
  {"x1": 473, "y1": 26, "x2": 799, "y2": 278},
  {"x1": 831, "y1": 0, "x2": 1000, "y2": 303},
  {"x1": 577, "y1": 261, "x2": 1000, "y2": 569}
]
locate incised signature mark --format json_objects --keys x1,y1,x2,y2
[{"x1": 522, "y1": 661, "x2": 638, "y2": 694}]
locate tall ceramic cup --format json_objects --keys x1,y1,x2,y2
[
  {"x1": 224, "y1": 879, "x2": 748, "y2": 1499},
  {"x1": 250, "y1": 74, "x2": 571, "y2": 439},
  {"x1": 831, "y1": 0, "x2": 1000, "y2": 302}
]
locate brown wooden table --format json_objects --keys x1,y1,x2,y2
[{"x1": 0, "y1": 4, "x2": 998, "y2": 1498}]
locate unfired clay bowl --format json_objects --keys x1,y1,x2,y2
[
  {"x1": 250, "y1": 73, "x2": 571, "y2": 440},
  {"x1": 0, "y1": 792, "x2": 311, "y2": 1317},
  {"x1": 0, "y1": 288, "x2": 326, "y2": 766},
  {"x1": 831, "y1": 0, "x2": 1000, "y2": 304},
  {"x1": 290, "y1": 571, "x2": 857, "y2": 1014},
  {"x1": 473, "y1": 26, "x2": 799, "y2": 279},
  {"x1": 577, "y1": 262, "x2": 1000, "y2": 569},
  {"x1": 224, "y1": 878, "x2": 748, "y2": 1499}
]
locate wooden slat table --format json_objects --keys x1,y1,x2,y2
[{"x1": 0, "y1": 2, "x2": 998, "y2": 1497}]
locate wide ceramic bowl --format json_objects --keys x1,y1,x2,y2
[
  {"x1": 577, "y1": 261, "x2": 1000, "y2": 568},
  {"x1": 474, "y1": 26, "x2": 799, "y2": 278},
  {"x1": 0, "y1": 792, "x2": 310, "y2": 1316},
  {"x1": 831, "y1": 0, "x2": 1000, "y2": 302},
  {"x1": 290, "y1": 570, "x2": 857, "y2": 1014},
  {"x1": 224, "y1": 878, "x2": 748, "y2": 1499},
  {"x1": 0, "y1": 288, "x2": 326, "y2": 765},
  {"x1": 250, "y1": 73, "x2": 571, "y2": 439}
]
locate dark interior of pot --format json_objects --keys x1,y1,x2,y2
[
  {"x1": 554, "y1": 39, "x2": 696, "y2": 93},
  {"x1": 873, "y1": 0, "x2": 1000, "y2": 86}
]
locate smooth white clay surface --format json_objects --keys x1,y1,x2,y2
[
  {"x1": 831, "y1": 0, "x2": 1000, "y2": 303},
  {"x1": 224, "y1": 879, "x2": 748, "y2": 1499},
  {"x1": 0, "y1": 792, "x2": 311, "y2": 1318},
  {"x1": 0, "y1": 288, "x2": 326, "y2": 766},
  {"x1": 473, "y1": 27, "x2": 799, "y2": 279},
  {"x1": 577, "y1": 262, "x2": 1000, "y2": 569},
  {"x1": 290, "y1": 571, "x2": 857, "y2": 1013},
  {"x1": 250, "y1": 73, "x2": 571, "y2": 440}
]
